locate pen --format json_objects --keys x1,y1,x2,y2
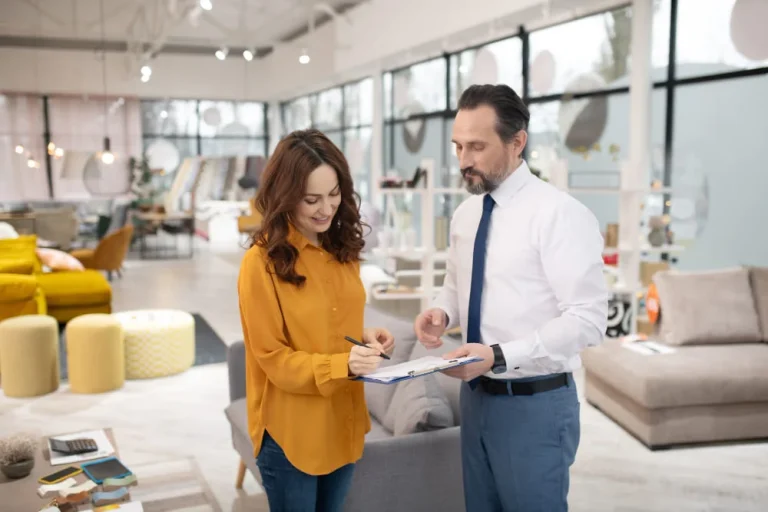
[{"x1": 344, "y1": 336, "x2": 391, "y2": 360}]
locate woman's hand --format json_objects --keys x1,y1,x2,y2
[
  {"x1": 363, "y1": 327, "x2": 395, "y2": 356},
  {"x1": 348, "y1": 343, "x2": 385, "y2": 376}
]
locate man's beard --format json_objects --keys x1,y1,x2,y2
[{"x1": 461, "y1": 165, "x2": 507, "y2": 194}]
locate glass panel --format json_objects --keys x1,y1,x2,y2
[
  {"x1": 450, "y1": 37, "x2": 523, "y2": 108},
  {"x1": 141, "y1": 137, "x2": 199, "y2": 194},
  {"x1": 282, "y1": 97, "x2": 312, "y2": 133},
  {"x1": 200, "y1": 138, "x2": 266, "y2": 157},
  {"x1": 198, "y1": 100, "x2": 265, "y2": 138},
  {"x1": 323, "y1": 130, "x2": 344, "y2": 150},
  {"x1": 314, "y1": 88, "x2": 343, "y2": 130},
  {"x1": 344, "y1": 127, "x2": 372, "y2": 203},
  {"x1": 0, "y1": 94, "x2": 47, "y2": 201},
  {"x1": 344, "y1": 78, "x2": 374, "y2": 127},
  {"x1": 676, "y1": 0, "x2": 768, "y2": 78},
  {"x1": 670, "y1": 75, "x2": 768, "y2": 269},
  {"x1": 527, "y1": 5, "x2": 670, "y2": 96},
  {"x1": 392, "y1": 57, "x2": 447, "y2": 119},
  {"x1": 383, "y1": 73, "x2": 393, "y2": 120},
  {"x1": 141, "y1": 99, "x2": 198, "y2": 136},
  {"x1": 527, "y1": 90, "x2": 667, "y2": 232}
]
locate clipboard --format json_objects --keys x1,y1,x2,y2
[{"x1": 352, "y1": 355, "x2": 483, "y2": 384}]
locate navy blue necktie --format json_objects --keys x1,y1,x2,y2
[{"x1": 467, "y1": 194, "x2": 495, "y2": 388}]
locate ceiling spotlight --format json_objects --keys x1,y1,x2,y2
[
  {"x1": 15, "y1": 144, "x2": 24, "y2": 154},
  {"x1": 215, "y1": 47, "x2": 228, "y2": 60},
  {"x1": 243, "y1": 49, "x2": 254, "y2": 61},
  {"x1": 200, "y1": 0, "x2": 212, "y2": 10},
  {"x1": 160, "y1": 110, "x2": 168, "y2": 119},
  {"x1": 141, "y1": 65, "x2": 152, "y2": 77},
  {"x1": 27, "y1": 157, "x2": 39, "y2": 168},
  {"x1": 299, "y1": 48, "x2": 310, "y2": 64},
  {"x1": 141, "y1": 73, "x2": 150, "y2": 83},
  {"x1": 54, "y1": 147, "x2": 64, "y2": 159}
]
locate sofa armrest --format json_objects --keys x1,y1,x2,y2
[
  {"x1": 344, "y1": 427, "x2": 464, "y2": 512},
  {"x1": 227, "y1": 340, "x2": 246, "y2": 403}
]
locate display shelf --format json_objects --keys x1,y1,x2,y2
[
  {"x1": 370, "y1": 285, "x2": 443, "y2": 301},
  {"x1": 602, "y1": 244, "x2": 686, "y2": 256},
  {"x1": 566, "y1": 186, "x2": 674, "y2": 195}
]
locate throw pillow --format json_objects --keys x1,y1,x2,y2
[
  {"x1": 382, "y1": 374, "x2": 454, "y2": 436},
  {"x1": 0, "y1": 222, "x2": 19, "y2": 239},
  {"x1": 35, "y1": 248, "x2": 85, "y2": 272},
  {"x1": 0, "y1": 235, "x2": 42, "y2": 274},
  {"x1": 748, "y1": 266, "x2": 768, "y2": 341},
  {"x1": 654, "y1": 267, "x2": 762, "y2": 345}
]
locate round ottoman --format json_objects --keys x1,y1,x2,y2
[
  {"x1": 0, "y1": 315, "x2": 59, "y2": 398},
  {"x1": 66, "y1": 314, "x2": 125, "y2": 394},
  {"x1": 115, "y1": 310, "x2": 195, "y2": 379}
]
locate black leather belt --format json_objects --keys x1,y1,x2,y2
[{"x1": 478, "y1": 373, "x2": 569, "y2": 396}]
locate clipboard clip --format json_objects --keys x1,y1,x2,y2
[{"x1": 406, "y1": 360, "x2": 460, "y2": 377}]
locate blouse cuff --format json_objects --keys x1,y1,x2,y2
[{"x1": 330, "y1": 352, "x2": 351, "y2": 380}]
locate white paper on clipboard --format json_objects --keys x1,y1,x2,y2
[{"x1": 48, "y1": 429, "x2": 115, "y2": 466}]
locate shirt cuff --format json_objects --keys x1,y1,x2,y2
[
  {"x1": 430, "y1": 301, "x2": 459, "y2": 331},
  {"x1": 330, "y1": 353, "x2": 351, "y2": 380},
  {"x1": 499, "y1": 339, "x2": 533, "y2": 371}
]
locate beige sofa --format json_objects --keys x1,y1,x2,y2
[{"x1": 583, "y1": 266, "x2": 768, "y2": 449}]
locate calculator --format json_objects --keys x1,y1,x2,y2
[{"x1": 49, "y1": 437, "x2": 98, "y2": 455}]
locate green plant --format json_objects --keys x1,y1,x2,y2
[{"x1": 0, "y1": 433, "x2": 36, "y2": 466}]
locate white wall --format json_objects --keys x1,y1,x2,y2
[{"x1": 0, "y1": 48, "x2": 270, "y2": 101}]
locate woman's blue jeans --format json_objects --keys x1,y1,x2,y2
[{"x1": 256, "y1": 431, "x2": 355, "y2": 512}]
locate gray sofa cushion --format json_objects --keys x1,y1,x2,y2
[
  {"x1": 383, "y1": 374, "x2": 454, "y2": 436},
  {"x1": 363, "y1": 306, "x2": 418, "y2": 423},
  {"x1": 225, "y1": 398, "x2": 249, "y2": 440},
  {"x1": 409, "y1": 336, "x2": 463, "y2": 425},
  {"x1": 654, "y1": 267, "x2": 762, "y2": 345},
  {"x1": 749, "y1": 266, "x2": 768, "y2": 341}
]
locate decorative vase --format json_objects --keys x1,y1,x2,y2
[{"x1": 1, "y1": 458, "x2": 34, "y2": 479}]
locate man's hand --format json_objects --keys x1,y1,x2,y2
[
  {"x1": 414, "y1": 308, "x2": 447, "y2": 348},
  {"x1": 362, "y1": 327, "x2": 395, "y2": 356},
  {"x1": 440, "y1": 343, "x2": 494, "y2": 381}
]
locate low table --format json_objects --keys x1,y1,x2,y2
[{"x1": 0, "y1": 428, "x2": 134, "y2": 511}]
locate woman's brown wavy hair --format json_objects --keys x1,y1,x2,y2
[{"x1": 250, "y1": 129, "x2": 366, "y2": 286}]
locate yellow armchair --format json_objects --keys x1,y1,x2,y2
[
  {"x1": 70, "y1": 225, "x2": 134, "y2": 280},
  {"x1": 237, "y1": 197, "x2": 262, "y2": 235}
]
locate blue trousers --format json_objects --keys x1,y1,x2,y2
[
  {"x1": 460, "y1": 374, "x2": 580, "y2": 512},
  {"x1": 256, "y1": 431, "x2": 355, "y2": 512}
]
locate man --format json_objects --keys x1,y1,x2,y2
[{"x1": 414, "y1": 84, "x2": 608, "y2": 512}]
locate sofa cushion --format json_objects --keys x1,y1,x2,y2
[
  {"x1": 749, "y1": 266, "x2": 768, "y2": 341},
  {"x1": 0, "y1": 274, "x2": 38, "y2": 303},
  {"x1": 365, "y1": 418, "x2": 394, "y2": 441},
  {"x1": 0, "y1": 235, "x2": 42, "y2": 274},
  {"x1": 0, "y1": 259, "x2": 34, "y2": 275},
  {"x1": 37, "y1": 270, "x2": 111, "y2": 307},
  {"x1": 363, "y1": 306, "x2": 419, "y2": 423},
  {"x1": 654, "y1": 267, "x2": 762, "y2": 345},
  {"x1": 408, "y1": 336, "x2": 463, "y2": 425},
  {"x1": 582, "y1": 339, "x2": 768, "y2": 408},
  {"x1": 383, "y1": 373, "x2": 454, "y2": 436}
]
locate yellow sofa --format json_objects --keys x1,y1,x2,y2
[{"x1": 0, "y1": 235, "x2": 111, "y2": 323}]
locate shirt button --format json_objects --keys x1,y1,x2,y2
[{"x1": 332, "y1": 307, "x2": 337, "y2": 311}]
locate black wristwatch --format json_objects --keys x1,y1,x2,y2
[{"x1": 490, "y1": 344, "x2": 507, "y2": 374}]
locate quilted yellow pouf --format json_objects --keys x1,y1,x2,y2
[
  {"x1": 114, "y1": 310, "x2": 195, "y2": 379},
  {"x1": 66, "y1": 314, "x2": 125, "y2": 394},
  {"x1": 0, "y1": 315, "x2": 59, "y2": 398}
]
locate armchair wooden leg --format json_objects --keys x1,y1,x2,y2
[{"x1": 235, "y1": 459, "x2": 246, "y2": 489}]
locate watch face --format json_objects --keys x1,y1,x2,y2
[{"x1": 492, "y1": 365, "x2": 507, "y2": 374}]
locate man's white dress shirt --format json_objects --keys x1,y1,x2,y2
[{"x1": 432, "y1": 160, "x2": 609, "y2": 379}]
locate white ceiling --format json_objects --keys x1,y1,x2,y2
[{"x1": 0, "y1": 0, "x2": 362, "y2": 56}]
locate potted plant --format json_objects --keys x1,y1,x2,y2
[{"x1": 0, "y1": 433, "x2": 37, "y2": 479}]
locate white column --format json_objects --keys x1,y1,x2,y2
[
  {"x1": 620, "y1": 0, "x2": 654, "y2": 333},
  {"x1": 370, "y1": 67, "x2": 383, "y2": 206}
]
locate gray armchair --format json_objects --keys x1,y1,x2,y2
[{"x1": 224, "y1": 307, "x2": 466, "y2": 512}]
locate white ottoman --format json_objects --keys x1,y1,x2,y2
[{"x1": 114, "y1": 310, "x2": 195, "y2": 379}]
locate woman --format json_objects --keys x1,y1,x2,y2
[{"x1": 237, "y1": 129, "x2": 394, "y2": 511}]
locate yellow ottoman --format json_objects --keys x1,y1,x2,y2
[
  {"x1": 66, "y1": 314, "x2": 125, "y2": 394},
  {"x1": 115, "y1": 310, "x2": 195, "y2": 379},
  {"x1": 0, "y1": 315, "x2": 59, "y2": 398}
]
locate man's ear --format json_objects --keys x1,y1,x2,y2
[{"x1": 513, "y1": 130, "x2": 528, "y2": 158}]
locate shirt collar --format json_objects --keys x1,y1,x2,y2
[
  {"x1": 489, "y1": 159, "x2": 533, "y2": 208},
  {"x1": 287, "y1": 223, "x2": 310, "y2": 251}
]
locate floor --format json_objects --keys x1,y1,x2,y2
[{"x1": 1, "y1": 239, "x2": 767, "y2": 511}]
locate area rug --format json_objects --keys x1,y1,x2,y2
[
  {"x1": 126, "y1": 457, "x2": 222, "y2": 512},
  {"x1": 58, "y1": 313, "x2": 227, "y2": 381}
]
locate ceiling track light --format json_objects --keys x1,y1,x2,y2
[
  {"x1": 299, "y1": 48, "x2": 310, "y2": 64},
  {"x1": 243, "y1": 49, "x2": 254, "y2": 62},
  {"x1": 215, "y1": 47, "x2": 228, "y2": 60},
  {"x1": 200, "y1": 0, "x2": 212, "y2": 11}
]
